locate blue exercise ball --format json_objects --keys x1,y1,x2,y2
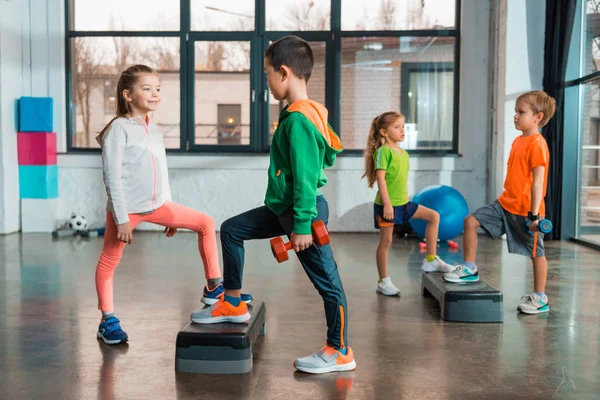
[{"x1": 409, "y1": 185, "x2": 469, "y2": 241}]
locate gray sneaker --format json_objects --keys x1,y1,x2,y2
[
  {"x1": 443, "y1": 264, "x2": 480, "y2": 283},
  {"x1": 518, "y1": 293, "x2": 549, "y2": 314},
  {"x1": 294, "y1": 345, "x2": 356, "y2": 374}
]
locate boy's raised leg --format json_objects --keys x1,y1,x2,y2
[{"x1": 191, "y1": 206, "x2": 285, "y2": 324}]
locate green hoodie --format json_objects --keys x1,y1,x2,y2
[{"x1": 264, "y1": 100, "x2": 343, "y2": 235}]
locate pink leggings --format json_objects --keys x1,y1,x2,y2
[{"x1": 95, "y1": 202, "x2": 221, "y2": 312}]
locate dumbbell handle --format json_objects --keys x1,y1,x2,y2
[
  {"x1": 279, "y1": 237, "x2": 317, "y2": 250},
  {"x1": 525, "y1": 218, "x2": 553, "y2": 234},
  {"x1": 270, "y1": 221, "x2": 330, "y2": 263}
]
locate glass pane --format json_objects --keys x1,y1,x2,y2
[
  {"x1": 578, "y1": 80, "x2": 600, "y2": 243},
  {"x1": 266, "y1": 0, "x2": 330, "y2": 31},
  {"x1": 191, "y1": 1, "x2": 255, "y2": 31},
  {"x1": 70, "y1": 37, "x2": 181, "y2": 149},
  {"x1": 585, "y1": 0, "x2": 600, "y2": 76},
  {"x1": 268, "y1": 41, "x2": 326, "y2": 144},
  {"x1": 194, "y1": 41, "x2": 251, "y2": 146},
  {"x1": 71, "y1": 0, "x2": 179, "y2": 31},
  {"x1": 578, "y1": 80, "x2": 600, "y2": 244},
  {"x1": 341, "y1": 36, "x2": 455, "y2": 150},
  {"x1": 342, "y1": 0, "x2": 456, "y2": 31}
]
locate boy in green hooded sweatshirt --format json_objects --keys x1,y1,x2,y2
[{"x1": 191, "y1": 36, "x2": 356, "y2": 374}]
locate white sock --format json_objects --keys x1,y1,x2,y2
[{"x1": 102, "y1": 311, "x2": 115, "y2": 320}]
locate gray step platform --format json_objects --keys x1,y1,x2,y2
[
  {"x1": 421, "y1": 272, "x2": 503, "y2": 322},
  {"x1": 175, "y1": 301, "x2": 266, "y2": 374}
]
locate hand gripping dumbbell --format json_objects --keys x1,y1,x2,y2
[
  {"x1": 525, "y1": 218, "x2": 553, "y2": 235},
  {"x1": 270, "y1": 220, "x2": 331, "y2": 263}
]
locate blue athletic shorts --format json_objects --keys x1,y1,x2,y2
[{"x1": 373, "y1": 201, "x2": 419, "y2": 229}]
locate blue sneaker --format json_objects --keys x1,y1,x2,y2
[
  {"x1": 201, "y1": 282, "x2": 253, "y2": 305},
  {"x1": 443, "y1": 264, "x2": 480, "y2": 283},
  {"x1": 97, "y1": 316, "x2": 128, "y2": 345}
]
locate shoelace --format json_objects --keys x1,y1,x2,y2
[
  {"x1": 521, "y1": 294, "x2": 535, "y2": 303},
  {"x1": 451, "y1": 264, "x2": 466, "y2": 275}
]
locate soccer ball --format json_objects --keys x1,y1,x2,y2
[{"x1": 69, "y1": 213, "x2": 89, "y2": 231}]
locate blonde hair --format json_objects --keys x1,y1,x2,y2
[
  {"x1": 516, "y1": 90, "x2": 557, "y2": 128},
  {"x1": 96, "y1": 64, "x2": 158, "y2": 146},
  {"x1": 362, "y1": 111, "x2": 405, "y2": 188}
]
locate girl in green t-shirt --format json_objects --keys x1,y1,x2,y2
[{"x1": 362, "y1": 111, "x2": 454, "y2": 296}]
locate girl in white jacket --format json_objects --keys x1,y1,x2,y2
[{"x1": 94, "y1": 65, "x2": 251, "y2": 345}]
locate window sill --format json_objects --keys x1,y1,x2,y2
[{"x1": 59, "y1": 150, "x2": 467, "y2": 172}]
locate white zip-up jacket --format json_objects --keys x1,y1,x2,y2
[{"x1": 101, "y1": 117, "x2": 172, "y2": 225}]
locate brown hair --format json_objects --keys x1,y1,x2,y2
[
  {"x1": 362, "y1": 111, "x2": 405, "y2": 188},
  {"x1": 96, "y1": 64, "x2": 157, "y2": 146},
  {"x1": 516, "y1": 90, "x2": 557, "y2": 128}
]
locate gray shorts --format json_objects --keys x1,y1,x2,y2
[{"x1": 471, "y1": 201, "x2": 545, "y2": 258}]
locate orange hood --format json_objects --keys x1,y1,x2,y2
[{"x1": 287, "y1": 100, "x2": 343, "y2": 151}]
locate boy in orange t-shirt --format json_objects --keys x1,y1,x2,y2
[{"x1": 444, "y1": 90, "x2": 556, "y2": 315}]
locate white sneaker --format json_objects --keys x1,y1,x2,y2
[
  {"x1": 518, "y1": 293, "x2": 549, "y2": 314},
  {"x1": 421, "y1": 256, "x2": 454, "y2": 273},
  {"x1": 376, "y1": 277, "x2": 401, "y2": 296},
  {"x1": 294, "y1": 345, "x2": 356, "y2": 374}
]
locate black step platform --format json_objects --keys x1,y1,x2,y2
[
  {"x1": 421, "y1": 272, "x2": 503, "y2": 322},
  {"x1": 175, "y1": 301, "x2": 266, "y2": 374}
]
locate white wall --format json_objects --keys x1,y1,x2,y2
[
  {"x1": 0, "y1": 0, "x2": 28, "y2": 234},
  {"x1": 58, "y1": 151, "x2": 489, "y2": 232},
  {"x1": 0, "y1": 0, "x2": 66, "y2": 234},
  {"x1": 3, "y1": 0, "x2": 492, "y2": 233},
  {"x1": 489, "y1": 0, "x2": 546, "y2": 201}
]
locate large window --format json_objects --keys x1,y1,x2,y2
[
  {"x1": 564, "y1": 0, "x2": 600, "y2": 246},
  {"x1": 66, "y1": 0, "x2": 460, "y2": 154},
  {"x1": 575, "y1": 80, "x2": 600, "y2": 243}
]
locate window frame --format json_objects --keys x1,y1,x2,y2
[
  {"x1": 65, "y1": 0, "x2": 461, "y2": 155},
  {"x1": 563, "y1": 0, "x2": 600, "y2": 242}
]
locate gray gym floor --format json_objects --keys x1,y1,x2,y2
[{"x1": 0, "y1": 232, "x2": 598, "y2": 399}]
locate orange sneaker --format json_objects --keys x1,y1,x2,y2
[
  {"x1": 190, "y1": 298, "x2": 251, "y2": 324},
  {"x1": 293, "y1": 345, "x2": 356, "y2": 374}
]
